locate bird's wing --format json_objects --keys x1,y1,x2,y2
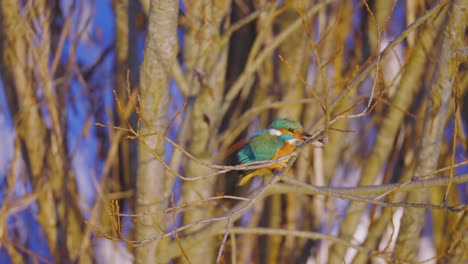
[
  {"x1": 237, "y1": 131, "x2": 284, "y2": 164},
  {"x1": 236, "y1": 132, "x2": 286, "y2": 186}
]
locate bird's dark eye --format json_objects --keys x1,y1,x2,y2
[{"x1": 288, "y1": 128, "x2": 294, "y2": 133}]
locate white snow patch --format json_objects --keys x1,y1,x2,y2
[
  {"x1": 379, "y1": 35, "x2": 405, "y2": 96},
  {"x1": 0, "y1": 114, "x2": 15, "y2": 180},
  {"x1": 73, "y1": 150, "x2": 96, "y2": 212},
  {"x1": 94, "y1": 238, "x2": 134, "y2": 264},
  {"x1": 344, "y1": 212, "x2": 370, "y2": 263},
  {"x1": 378, "y1": 207, "x2": 403, "y2": 253},
  {"x1": 419, "y1": 232, "x2": 436, "y2": 263}
]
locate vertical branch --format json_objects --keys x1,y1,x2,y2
[
  {"x1": 0, "y1": 0, "x2": 60, "y2": 260},
  {"x1": 320, "y1": 1, "x2": 354, "y2": 185},
  {"x1": 0, "y1": 139, "x2": 24, "y2": 264},
  {"x1": 274, "y1": 1, "x2": 314, "y2": 261},
  {"x1": 329, "y1": 3, "x2": 447, "y2": 262},
  {"x1": 179, "y1": 0, "x2": 231, "y2": 262},
  {"x1": 111, "y1": 0, "x2": 139, "y2": 239},
  {"x1": 394, "y1": 0, "x2": 466, "y2": 261},
  {"x1": 134, "y1": 0, "x2": 178, "y2": 263}
]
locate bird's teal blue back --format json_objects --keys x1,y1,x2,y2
[{"x1": 237, "y1": 131, "x2": 285, "y2": 164}]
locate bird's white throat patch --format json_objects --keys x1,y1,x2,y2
[
  {"x1": 268, "y1": 129, "x2": 282, "y2": 136},
  {"x1": 287, "y1": 138, "x2": 300, "y2": 145}
]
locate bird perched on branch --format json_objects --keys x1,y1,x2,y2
[{"x1": 236, "y1": 118, "x2": 312, "y2": 186}]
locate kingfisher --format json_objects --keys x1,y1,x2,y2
[{"x1": 236, "y1": 118, "x2": 312, "y2": 186}]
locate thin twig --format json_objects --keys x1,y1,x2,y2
[
  {"x1": 130, "y1": 176, "x2": 281, "y2": 246},
  {"x1": 216, "y1": 218, "x2": 233, "y2": 264},
  {"x1": 226, "y1": 227, "x2": 387, "y2": 261},
  {"x1": 280, "y1": 176, "x2": 466, "y2": 212},
  {"x1": 172, "y1": 193, "x2": 191, "y2": 263}
]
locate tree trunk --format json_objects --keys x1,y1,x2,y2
[{"x1": 134, "y1": 0, "x2": 178, "y2": 263}]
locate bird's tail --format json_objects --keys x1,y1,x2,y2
[{"x1": 237, "y1": 168, "x2": 271, "y2": 186}]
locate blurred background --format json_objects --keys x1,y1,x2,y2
[{"x1": 0, "y1": 0, "x2": 466, "y2": 263}]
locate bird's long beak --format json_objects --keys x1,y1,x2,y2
[{"x1": 295, "y1": 132, "x2": 312, "y2": 141}]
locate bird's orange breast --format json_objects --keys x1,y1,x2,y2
[
  {"x1": 271, "y1": 142, "x2": 295, "y2": 164},
  {"x1": 248, "y1": 142, "x2": 294, "y2": 174},
  {"x1": 237, "y1": 143, "x2": 296, "y2": 186}
]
